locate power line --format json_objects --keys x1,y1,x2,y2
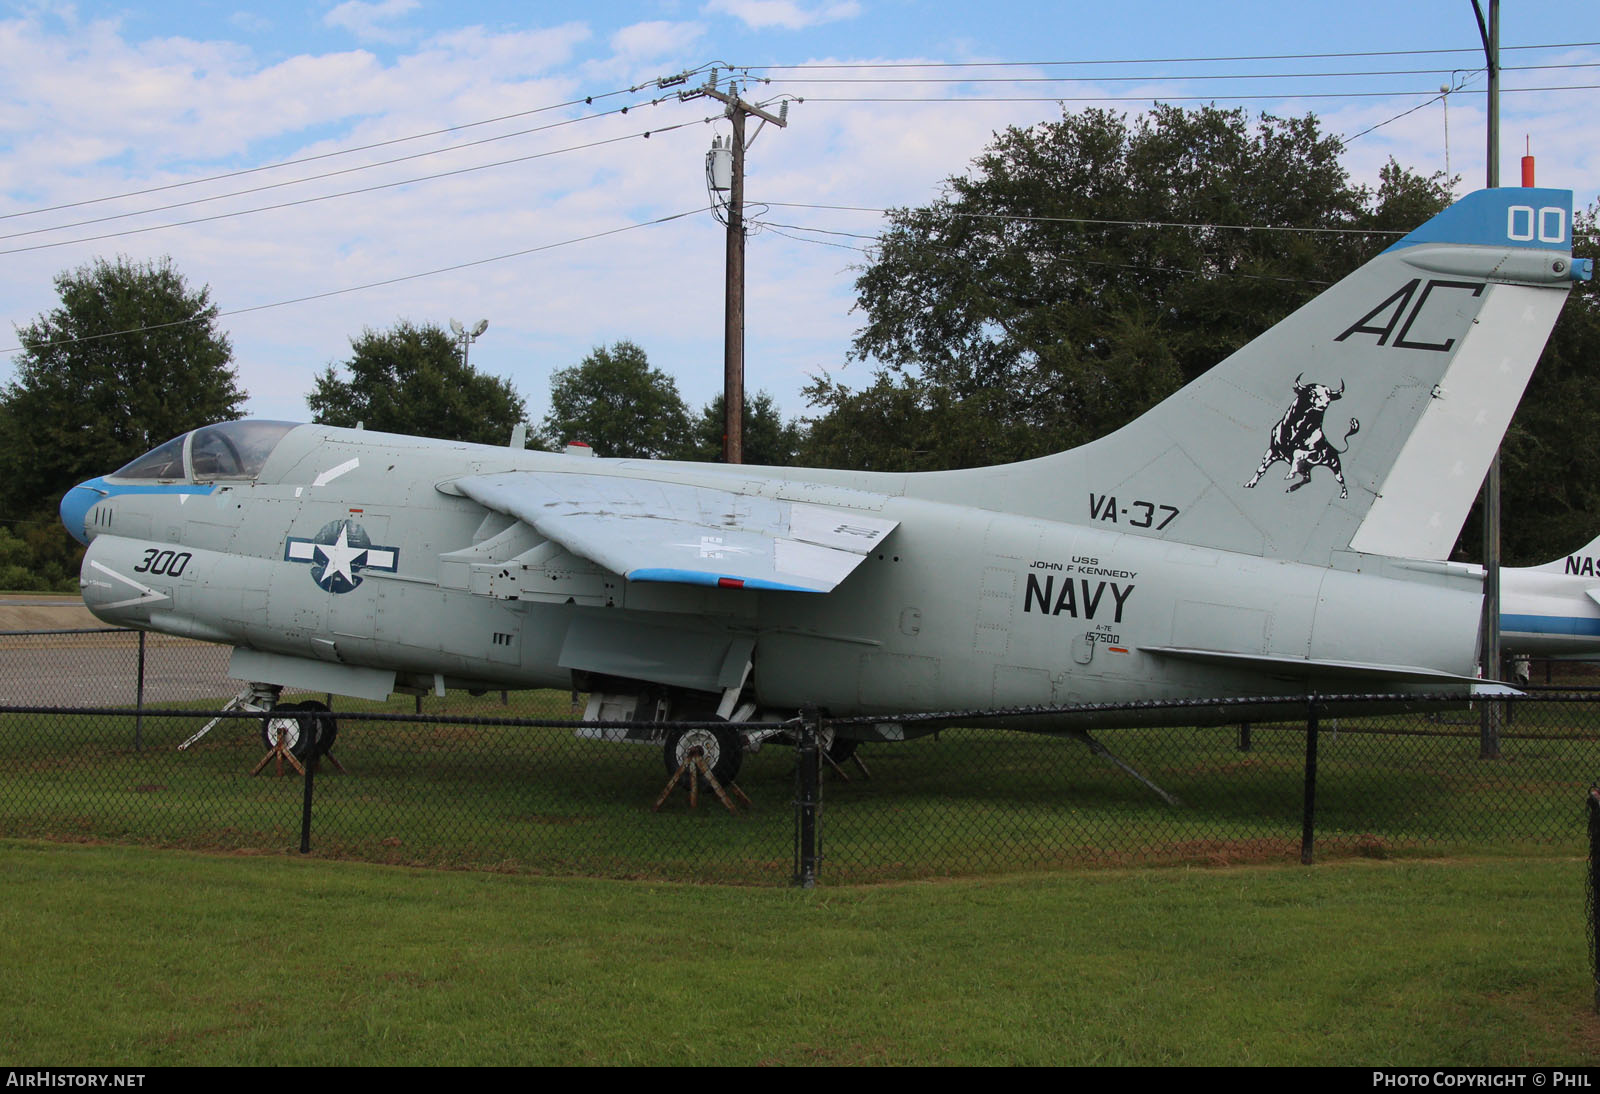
[
  {"x1": 756, "y1": 224, "x2": 871, "y2": 253},
  {"x1": 0, "y1": 66, "x2": 716, "y2": 223},
  {"x1": 1342, "y1": 71, "x2": 1482, "y2": 143},
  {"x1": 0, "y1": 208, "x2": 710, "y2": 356},
  {"x1": 742, "y1": 42, "x2": 1599, "y2": 70},
  {"x1": 0, "y1": 118, "x2": 714, "y2": 257},
  {"x1": 790, "y1": 83, "x2": 1600, "y2": 104},
  {"x1": 759, "y1": 201, "x2": 1407, "y2": 238},
  {"x1": 1, "y1": 97, "x2": 683, "y2": 243},
  {"x1": 756, "y1": 61, "x2": 1599, "y2": 88},
  {"x1": 761, "y1": 67, "x2": 1496, "y2": 85},
  {"x1": 764, "y1": 219, "x2": 1340, "y2": 292}
]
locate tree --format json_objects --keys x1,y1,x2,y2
[
  {"x1": 686, "y1": 391, "x2": 803, "y2": 466},
  {"x1": 308, "y1": 321, "x2": 526, "y2": 446},
  {"x1": 800, "y1": 371, "x2": 987, "y2": 472},
  {"x1": 0, "y1": 256, "x2": 244, "y2": 588},
  {"x1": 832, "y1": 105, "x2": 1454, "y2": 469},
  {"x1": 0, "y1": 255, "x2": 245, "y2": 521},
  {"x1": 543, "y1": 341, "x2": 691, "y2": 459}
]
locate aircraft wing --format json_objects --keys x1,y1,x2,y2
[{"x1": 449, "y1": 471, "x2": 898, "y2": 593}]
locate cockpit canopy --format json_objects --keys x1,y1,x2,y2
[{"x1": 111, "y1": 420, "x2": 299, "y2": 483}]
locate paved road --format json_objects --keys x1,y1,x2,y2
[{"x1": 0, "y1": 633, "x2": 235, "y2": 707}]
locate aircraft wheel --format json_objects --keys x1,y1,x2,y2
[
  {"x1": 295, "y1": 699, "x2": 339, "y2": 758},
  {"x1": 260, "y1": 701, "x2": 338, "y2": 759},
  {"x1": 663, "y1": 723, "x2": 742, "y2": 788}
]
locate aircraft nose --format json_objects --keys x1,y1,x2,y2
[{"x1": 59, "y1": 478, "x2": 107, "y2": 546}]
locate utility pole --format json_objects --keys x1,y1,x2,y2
[
  {"x1": 1474, "y1": 0, "x2": 1502, "y2": 758},
  {"x1": 687, "y1": 72, "x2": 789, "y2": 463}
]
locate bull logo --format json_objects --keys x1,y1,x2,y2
[{"x1": 1244, "y1": 375, "x2": 1360, "y2": 499}]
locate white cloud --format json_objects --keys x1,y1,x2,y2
[
  {"x1": 701, "y1": 0, "x2": 861, "y2": 31},
  {"x1": 230, "y1": 11, "x2": 274, "y2": 34},
  {"x1": 0, "y1": 12, "x2": 1595, "y2": 429},
  {"x1": 609, "y1": 20, "x2": 705, "y2": 61},
  {"x1": 322, "y1": 0, "x2": 421, "y2": 45}
]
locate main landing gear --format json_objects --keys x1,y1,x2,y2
[{"x1": 654, "y1": 718, "x2": 751, "y2": 814}]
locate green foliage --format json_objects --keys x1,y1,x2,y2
[
  {"x1": 801, "y1": 371, "x2": 991, "y2": 471},
  {"x1": 0, "y1": 256, "x2": 245, "y2": 520},
  {"x1": 826, "y1": 105, "x2": 1453, "y2": 470},
  {"x1": 308, "y1": 320, "x2": 526, "y2": 445},
  {"x1": 542, "y1": 340, "x2": 692, "y2": 459},
  {"x1": 686, "y1": 391, "x2": 804, "y2": 465}
]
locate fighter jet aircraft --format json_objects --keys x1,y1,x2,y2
[
  {"x1": 60, "y1": 187, "x2": 1591, "y2": 783},
  {"x1": 1495, "y1": 534, "x2": 1600, "y2": 659}
]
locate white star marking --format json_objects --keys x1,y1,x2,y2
[{"x1": 315, "y1": 524, "x2": 368, "y2": 586}]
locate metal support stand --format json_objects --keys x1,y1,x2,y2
[
  {"x1": 1068, "y1": 729, "x2": 1183, "y2": 807},
  {"x1": 251, "y1": 731, "x2": 306, "y2": 778}
]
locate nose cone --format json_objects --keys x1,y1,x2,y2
[{"x1": 60, "y1": 478, "x2": 107, "y2": 546}]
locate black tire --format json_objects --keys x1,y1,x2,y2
[
  {"x1": 826, "y1": 736, "x2": 859, "y2": 764},
  {"x1": 295, "y1": 699, "x2": 338, "y2": 758},
  {"x1": 260, "y1": 700, "x2": 338, "y2": 759},
  {"x1": 662, "y1": 723, "x2": 743, "y2": 789}
]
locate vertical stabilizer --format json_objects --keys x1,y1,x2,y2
[{"x1": 918, "y1": 188, "x2": 1588, "y2": 565}]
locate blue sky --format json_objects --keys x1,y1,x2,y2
[{"x1": 1, "y1": 1, "x2": 1595, "y2": 431}]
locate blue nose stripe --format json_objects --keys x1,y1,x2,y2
[{"x1": 59, "y1": 478, "x2": 218, "y2": 545}]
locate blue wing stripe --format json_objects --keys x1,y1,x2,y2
[{"x1": 626, "y1": 567, "x2": 818, "y2": 593}]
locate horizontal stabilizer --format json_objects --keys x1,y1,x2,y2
[
  {"x1": 450, "y1": 471, "x2": 897, "y2": 593},
  {"x1": 1471, "y1": 682, "x2": 1524, "y2": 697}
]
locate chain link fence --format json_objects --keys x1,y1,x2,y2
[{"x1": 1, "y1": 629, "x2": 1597, "y2": 886}]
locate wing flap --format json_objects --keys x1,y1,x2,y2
[
  {"x1": 450, "y1": 472, "x2": 897, "y2": 593},
  {"x1": 1141, "y1": 645, "x2": 1482, "y2": 686}
]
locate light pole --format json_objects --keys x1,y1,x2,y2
[{"x1": 449, "y1": 318, "x2": 489, "y2": 368}]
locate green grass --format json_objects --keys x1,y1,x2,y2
[
  {"x1": 1, "y1": 696, "x2": 1596, "y2": 885},
  {"x1": 0, "y1": 840, "x2": 1594, "y2": 1066}
]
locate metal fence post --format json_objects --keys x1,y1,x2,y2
[
  {"x1": 793, "y1": 705, "x2": 821, "y2": 888},
  {"x1": 1588, "y1": 784, "x2": 1600, "y2": 1015},
  {"x1": 299, "y1": 713, "x2": 322, "y2": 855},
  {"x1": 1300, "y1": 696, "x2": 1320, "y2": 866},
  {"x1": 134, "y1": 631, "x2": 146, "y2": 751},
  {"x1": 1480, "y1": 699, "x2": 1502, "y2": 759}
]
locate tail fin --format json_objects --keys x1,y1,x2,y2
[{"x1": 929, "y1": 188, "x2": 1589, "y2": 565}]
